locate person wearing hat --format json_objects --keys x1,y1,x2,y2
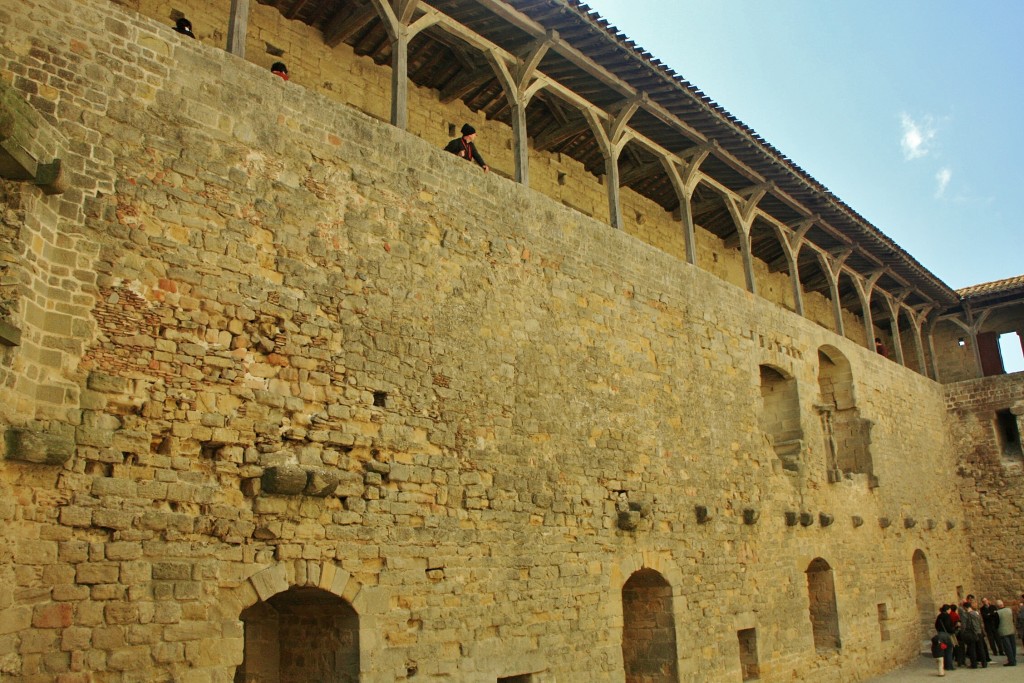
[
  {"x1": 173, "y1": 17, "x2": 195, "y2": 38},
  {"x1": 271, "y1": 62, "x2": 289, "y2": 81},
  {"x1": 444, "y1": 124, "x2": 488, "y2": 172}
]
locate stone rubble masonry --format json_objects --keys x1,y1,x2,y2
[
  {"x1": 945, "y1": 373, "x2": 1024, "y2": 601},
  {"x1": 0, "y1": 0, "x2": 999, "y2": 681}
]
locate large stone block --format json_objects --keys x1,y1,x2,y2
[{"x1": 4, "y1": 426, "x2": 74, "y2": 465}]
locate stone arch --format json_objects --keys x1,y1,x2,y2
[
  {"x1": 758, "y1": 363, "x2": 803, "y2": 472},
  {"x1": 912, "y1": 549, "x2": 935, "y2": 640},
  {"x1": 237, "y1": 586, "x2": 359, "y2": 683},
  {"x1": 621, "y1": 568, "x2": 679, "y2": 683},
  {"x1": 208, "y1": 560, "x2": 384, "y2": 683},
  {"x1": 610, "y1": 554, "x2": 685, "y2": 682},
  {"x1": 805, "y1": 557, "x2": 841, "y2": 651},
  {"x1": 817, "y1": 346, "x2": 875, "y2": 484}
]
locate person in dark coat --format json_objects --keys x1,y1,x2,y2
[
  {"x1": 935, "y1": 605, "x2": 956, "y2": 673},
  {"x1": 174, "y1": 17, "x2": 195, "y2": 38},
  {"x1": 444, "y1": 124, "x2": 488, "y2": 172},
  {"x1": 982, "y1": 597, "x2": 1004, "y2": 655}
]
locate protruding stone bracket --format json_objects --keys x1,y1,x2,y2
[
  {"x1": 0, "y1": 319, "x2": 21, "y2": 346},
  {"x1": 0, "y1": 110, "x2": 65, "y2": 195},
  {"x1": 4, "y1": 424, "x2": 75, "y2": 465},
  {"x1": 614, "y1": 490, "x2": 652, "y2": 531},
  {"x1": 260, "y1": 464, "x2": 343, "y2": 498},
  {"x1": 742, "y1": 508, "x2": 759, "y2": 525},
  {"x1": 903, "y1": 517, "x2": 916, "y2": 529},
  {"x1": 819, "y1": 513, "x2": 834, "y2": 527},
  {"x1": 851, "y1": 515, "x2": 864, "y2": 528},
  {"x1": 878, "y1": 516, "x2": 891, "y2": 529},
  {"x1": 785, "y1": 511, "x2": 798, "y2": 527}
]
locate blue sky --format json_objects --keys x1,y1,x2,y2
[{"x1": 583, "y1": 0, "x2": 1024, "y2": 369}]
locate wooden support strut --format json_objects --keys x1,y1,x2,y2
[
  {"x1": 878, "y1": 292, "x2": 905, "y2": 366},
  {"x1": 582, "y1": 93, "x2": 644, "y2": 230},
  {"x1": 226, "y1": 0, "x2": 250, "y2": 57},
  {"x1": 660, "y1": 142, "x2": 712, "y2": 266},
  {"x1": 817, "y1": 249, "x2": 851, "y2": 336},
  {"x1": 722, "y1": 182, "x2": 770, "y2": 295},
  {"x1": 486, "y1": 31, "x2": 556, "y2": 186},
  {"x1": 904, "y1": 303, "x2": 933, "y2": 377},
  {"x1": 367, "y1": 0, "x2": 438, "y2": 130}
]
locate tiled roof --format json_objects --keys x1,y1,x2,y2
[{"x1": 957, "y1": 274, "x2": 1024, "y2": 300}]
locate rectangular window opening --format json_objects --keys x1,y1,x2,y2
[
  {"x1": 737, "y1": 628, "x2": 760, "y2": 681},
  {"x1": 877, "y1": 603, "x2": 891, "y2": 642},
  {"x1": 996, "y1": 409, "x2": 1022, "y2": 458}
]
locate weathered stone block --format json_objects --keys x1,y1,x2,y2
[
  {"x1": 305, "y1": 468, "x2": 341, "y2": 497},
  {"x1": 4, "y1": 426, "x2": 74, "y2": 465},
  {"x1": 261, "y1": 465, "x2": 307, "y2": 495}
]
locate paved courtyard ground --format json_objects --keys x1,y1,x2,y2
[{"x1": 868, "y1": 650, "x2": 1022, "y2": 681}]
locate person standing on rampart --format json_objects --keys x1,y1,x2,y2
[{"x1": 445, "y1": 124, "x2": 489, "y2": 172}]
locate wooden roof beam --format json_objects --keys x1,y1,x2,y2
[{"x1": 324, "y1": 3, "x2": 379, "y2": 47}]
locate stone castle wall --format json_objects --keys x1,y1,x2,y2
[
  {"x1": 945, "y1": 373, "x2": 1024, "y2": 601},
  {"x1": 0, "y1": 0, "x2": 978, "y2": 681}
]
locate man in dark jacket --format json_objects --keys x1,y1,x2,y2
[
  {"x1": 982, "y1": 597, "x2": 1004, "y2": 655},
  {"x1": 445, "y1": 124, "x2": 489, "y2": 172}
]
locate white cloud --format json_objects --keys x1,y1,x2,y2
[
  {"x1": 900, "y1": 113, "x2": 937, "y2": 160},
  {"x1": 935, "y1": 167, "x2": 952, "y2": 198}
]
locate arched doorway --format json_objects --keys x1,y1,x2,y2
[
  {"x1": 235, "y1": 586, "x2": 359, "y2": 683},
  {"x1": 621, "y1": 568, "x2": 679, "y2": 682},
  {"x1": 912, "y1": 549, "x2": 935, "y2": 640},
  {"x1": 806, "y1": 558, "x2": 841, "y2": 651}
]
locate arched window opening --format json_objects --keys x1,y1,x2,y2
[
  {"x1": 621, "y1": 568, "x2": 679, "y2": 683},
  {"x1": 759, "y1": 365, "x2": 803, "y2": 472},
  {"x1": 817, "y1": 347, "x2": 875, "y2": 485},
  {"x1": 806, "y1": 558, "x2": 841, "y2": 651},
  {"x1": 912, "y1": 550, "x2": 935, "y2": 641},
  {"x1": 235, "y1": 586, "x2": 359, "y2": 683}
]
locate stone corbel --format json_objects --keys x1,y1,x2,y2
[{"x1": 0, "y1": 110, "x2": 64, "y2": 195}]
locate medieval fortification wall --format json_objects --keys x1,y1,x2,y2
[{"x1": 0, "y1": 0, "x2": 999, "y2": 681}]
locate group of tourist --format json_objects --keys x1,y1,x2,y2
[{"x1": 932, "y1": 594, "x2": 1024, "y2": 675}]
